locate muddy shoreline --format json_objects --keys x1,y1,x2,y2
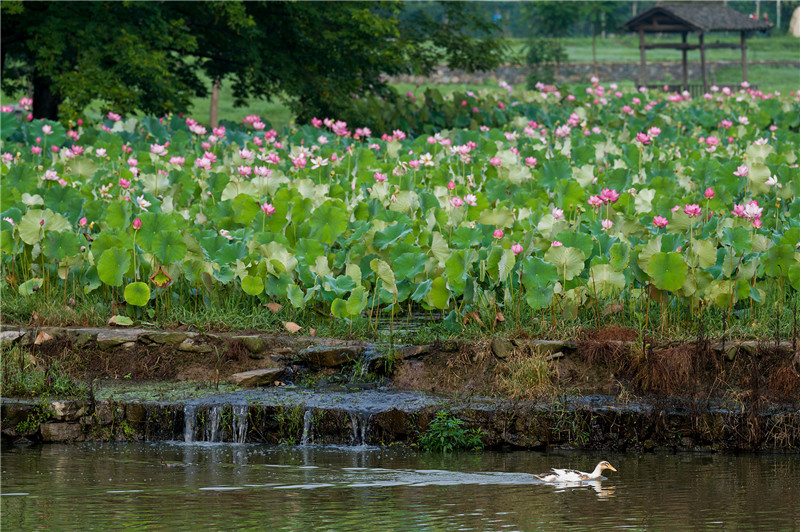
[{"x1": 2, "y1": 325, "x2": 799, "y2": 451}]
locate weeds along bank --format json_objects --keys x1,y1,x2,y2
[{"x1": 1, "y1": 84, "x2": 800, "y2": 355}]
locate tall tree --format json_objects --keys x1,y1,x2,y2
[{"x1": 2, "y1": 1, "x2": 504, "y2": 123}]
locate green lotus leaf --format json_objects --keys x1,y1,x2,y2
[
  {"x1": 232, "y1": 193, "x2": 260, "y2": 226},
  {"x1": 477, "y1": 206, "x2": 514, "y2": 228},
  {"x1": 646, "y1": 252, "x2": 687, "y2": 292},
  {"x1": 609, "y1": 242, "x2": 630, "y2": 271},
  {"x1": 544, "y1": 246, "x2": 586, "y2": 281},
  {"x1": 18, "y1": 209, "x2": 70, "y2": 245},
  {"x1": 373, "y1": 222, "x2": 412, "y2": 251},
  {"x1": 136, "y1": 212, "x2": 179, "y2": 249},
  {"x1": 103, "y1": 201, "x2": 131, "y2": 231},
  {"x1": 43, "y1": 230, "x2": 80, "y2": 261},
  {"x1": 370, "y1": 258, "x2": 397, "y2": 297},
  {"x1": 691, "y1": 239, "x2": 718, "y2": 269},
  {"x1": 788, "y1": 264, "x2": 800, "y2": 291},
  {"x1": 97, "y1": 248, "x2": 131, "y2": 287},
  {"x1": 287, "y1": 283, "x2": 305, "y2": 309},
  {"x1": 346, "y1": 286, "x2": 368, "y2": 316},
  {"x1": 520, "y1": 256, "x2": 559, "y2": 290},
  {"x1": 309, "y1": 199, "x2": 348, "y2": 245},
  {"x1": 556, "y1": 179, "x2": 586, "y2": 211},
  {"x1": 555, "y1": 231, "x2": 593, "y2": 258},
  {"x1": 589, "y1": 264, "x2": 626, "y2": 297},
  {"x1": 18, "y1": 278, "x2": 43, "y2": 296},
  {"x1": 124, "y1": 282, "x2": 151, "y2": 306},
  {"x1": 722, "y1": 227, "x2": 752, "y2": 254},
  {"x1": 410, "y1": 279, "x2": 432, "y2": 302},
  {"x1": 152, "y1": 230, "x2": 187, "y2": 264},
  {"x1": 331, "y1": 298, "x2": 349, "y2": 318},
  {"x1": 241, "y1": 275, "x2": 264, "y2": 296},
  {"x1": 426, "y1": 276, "x2": 449, "y2": 309},
  {"x1": 323, "y1": 275, "x2": 357, "y2": 297},
  {"x1": 429, "y1": 231, "x2": 450, "y2": 266},
  {"x1": 762, "y1": 244, "x2": 795, "y2": 278},
  {"x1": 198, "y1": 233, "x2": 248, "y2": 265},
  {"x1": 0, "y1": 230, "x2": 13, "y2": 254}
]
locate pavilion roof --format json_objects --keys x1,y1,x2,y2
[{"x1": 625, "y1": 4, "x2": 773, "y2": 33}]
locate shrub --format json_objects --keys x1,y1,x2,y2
[{"x1": 420, "y1": 410, "x2": 484, "y2": 452}]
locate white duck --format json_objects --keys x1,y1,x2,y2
[{"x1": 534, "y1": 461, "x2": 617, "y2": 482}]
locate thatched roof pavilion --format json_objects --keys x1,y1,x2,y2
[{"x1": 625, "y1": 4, "x2": 772, "y2": 93}]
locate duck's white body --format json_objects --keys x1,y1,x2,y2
[{"x1": 535, "y1": 461, "x2": 617, "y2": 482}]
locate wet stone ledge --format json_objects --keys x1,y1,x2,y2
[{"x1": 2, "y1": 393, "x2": 799, "y2": 452}]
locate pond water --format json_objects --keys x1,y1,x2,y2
[{"x1": 2, "y1": 442, "x2": 799, "y2": 530}]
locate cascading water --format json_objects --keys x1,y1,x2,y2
[
  {"x1": 183, "y1": 405, "x2": 197, "y2": 443},
  {"x1": 348, "y1": 411, "x2": 372, "y2": 446},
  {"x1": 301, "y1": 410, "x2": 314, "y2": 446},
  {"x1": 231, "y1": 405, "x2": 248, "y2": 444},
  {"x1": 204, "y1": 405, "x2": 222, "y2": 442}
]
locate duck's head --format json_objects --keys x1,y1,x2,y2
[{"x1": 598, "y1": 461, "x2": 617, "y2": 472}]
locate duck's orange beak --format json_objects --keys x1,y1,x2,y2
[{"x1": 606, "y1": 464, "x2": 617, "y2": 472}]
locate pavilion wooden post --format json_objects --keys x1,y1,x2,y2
[
  {"x1": 740, "y1": 30, "x2": 748, "y2": 84},
  {"x1": 681, "y1": 31, "x2": 688, "y2": 91},
  {"x1": 639, "y1": 28, "x2": 647, "y2": 87},
  {"x1": 699, "y1": 31, "x2": 708, "y2": 93}
]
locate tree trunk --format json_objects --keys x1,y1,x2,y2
[
  {"x1": 209, "y1": 77, "x2": 221, "y2": 128},
  {"x1": 592, "y1": 26, "x2": 598, "y2": 79},
  {"x1": 32, "y1": 74, "x2": 61, "y2": 120}
]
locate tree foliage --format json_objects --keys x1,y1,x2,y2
[{"x1": 1, "y1": 1, "x2": 505, "y2": 123}]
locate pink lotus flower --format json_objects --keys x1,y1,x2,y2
[
  {"x1": 42, "y1": 124, "x2": 53, "y2": 135},
  {"x1": 119, "y1": 178, "x2": 130, "y2": 189},
  {"x1": 107, "y1": 112, "x2": 121, "y2": 122},
  {"x1": 652, "y1": 216, "x2": 669, "y2": 228},
  {"x1": 601, "y1": 219, "x2": 614, "y2": 231},
  {"x1": 588, "y1": 195, "x2": 603, "y2": 208},
  {"x1": 733, "y1": 164, "x2": 749, "y2": 177},
  {"x1": 195, "y1": 158, "x2": 212, "y2": 170},
  {"x1": 704, "y1": 188, "x2": 714, "y2": 199},
  {"x1": 373, "y1": 172, "x2": 387, "y2": 183},
  {"x1": 511, "y1": 243, "x2": 523, "y2": 255},
  {"x1": 465, "y1": 194, "x2": 478, "y2": 207},
  {"x1": 254, "y1": 166, "x2": 272, "y2": 178},
  {"x1": 169, "y1": 156, "x2": 185, "y2": 165},
  {"x1": 238, "y1": 166, "x2": 252, "y2": 177},
  {"x1": 447, "y1": 181, "x2": 456, "y2": 190},
  {"x1": 493, "y1": 229, "x2": 504, "y2": 239},
  {"x1": 489, "y1": 157, "x2": 502, "y2": 167},
  {"x1": 636, "y1": 132, "x2": 651, "y2": 145},
  {"x1": 260, "y1": 203, "x2": 275, "y2": 216},
  {"x1": 132, "y1": 218, "x2": 142, "y2": 230},
  {"x1": 31, "y1": 146, "x2": 42, "y2": 155},
  {"x1": 449, "y1": 197, "x2": 464, "y2": 208},
  {"x1": 684, "y1": 204, "x2": 702, "y2": 217},
  {"x1": 79, "y1": 217, "x2": 87, "y2": 227},
  {"x1": 600, "y1": 188, "x2": 619, "y2": 204},
  {"x1": 551, "y1": 240, "x2": 563, "y2": 247},
  {"x1": 524, "y1": 157, "x2": 537, "y2": 167},
  {"x1": 551, "y1": 207, "x2": 564, "y2": 220}
]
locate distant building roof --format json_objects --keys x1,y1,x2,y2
[{"x1": 625, "y1": 4, "x2": 773, "y2": 32}]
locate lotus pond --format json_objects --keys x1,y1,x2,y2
[{"x1": 1, "y1": 84, "x2": 799, "y2": 336}]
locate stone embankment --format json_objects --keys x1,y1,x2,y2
[{"x1": 2, "y1": 325, "x2": 798, "y2": 451}]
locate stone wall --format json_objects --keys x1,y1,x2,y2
[{"x1": 388, "y1": 60, "x2": 800, "y2": 86}]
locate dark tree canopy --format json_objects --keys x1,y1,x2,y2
[{"x1": 1, "y1": 1, "x2": 505, "y2": 123}]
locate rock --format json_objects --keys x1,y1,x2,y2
[
  {"x1": 545, "y1": 351, "x2": 565, "y2": 361},
  {"x1": 396, "y1": 344, "x2": 432, "y2": 359},
  {"x1": 177, "y1": 338, "x2": 214, "y2": 353},
  {"x1": 530, "y1": 340, "x2": 577, "y2": 355},
  {"x1": 94, "y1": 402, "x2": 124, "y2": 425},
  {"x1": 40, "y1": 422, "x2": 85, "y2": 442},
  {"x1": 268, "y1": 347, "x2": 296, "y2": 362},
  {"x1": 51, "y1": 401, "x2": 89, "y2": 421},
  {"x1": 437, "y1": 339, "x2": 464, "y2": 352},
  {"x1": 97, "y1": 329, "x2": 145, "y2": 350},
  {"x1": 0, "y1": 330, "x2": 23, "y2": 347},
  {"x1": 299, "y1": 345, "x2": 365, "y2": 367},
  {"x1": 125, "y1": 404, "x2": 147, "y2": 424},
  {"x1": 1, "y1": 403, "x2": 35, "y2": 425},
  {"x1": 230, "y1": 367, "x2": 285, "y2": 387},
  {"x1": 67, "y1": 328, "x2": 99, "y2": 347},
  {"x1": 144, "y1": 332, "x2": 188, "y2": 345},
  {"x1": 232, "y1": 335, "x2": 267, "y2": 354},
  {"x1": 491, "y1": 338, "x2": 512, "y2": 359}
]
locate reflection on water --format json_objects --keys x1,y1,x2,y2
[{"x1": 2, "y1": 442, "x2": 799, "y2": 530}]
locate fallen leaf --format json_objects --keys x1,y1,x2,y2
[
  {"x1": 602, "y1": 302, "x2": 624, "y2": 316},
  {"x1": 266, "y1": 302, "x2": 283, "y2": 313},
  {"x1": 108, "y1": 315, "x2": 134, "y2": 327},
  {"x1": 469, "y1": 311, "x2": 484, "y2": 326},
  {"x1": 309, "y1": 327, "x2": 316, "y2": 337},
  {"x1": 495, "y1": 312, "x2": 505, "y2": 322},
  {"x1": 283, "y1": 321, "x2": 302, "y2": 334},
  {"x1": 34, "y1": 331, "x2": 53, "y2": 345}
]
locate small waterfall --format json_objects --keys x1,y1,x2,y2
[
  {"x1": 204, "y1": 406, "x2": 222, "y2": 442},
  {"x1": 301, "y1": 410, "x2": 314, "y2": 446},
  {"x1": 231, "y1": 405, "x2": 249, "y2": 444},
  {"x1": 348, "y1": 411, "x2": 372, "y2": 446},
  {"x1": 183, "y1": 405, "x2": 197, "y2": 443}
]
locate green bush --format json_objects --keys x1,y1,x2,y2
[
  {"x1": 420, "y1": 410, "x2": 484, "y2": 452},
  {"x1": 525, "y1": 37, "x2": 567, "y2": 87}
]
